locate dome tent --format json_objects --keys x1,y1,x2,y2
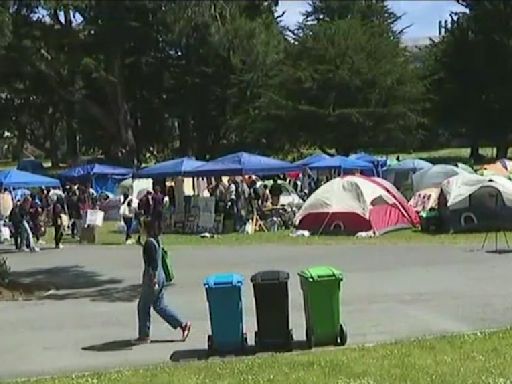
[
  {"x1": 439, "y1": 173, "x2": 512, "y2": 233},
  {"x1": 295, "y1": 175, "x2": 419, "y2": 235}
]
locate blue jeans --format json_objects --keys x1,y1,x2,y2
[
  {"x1": 137, "y1": 282, "x2": 184, "y2": 338},
  {"x1": 21, "y1": 220, "x2": 35, "y2": 250}
]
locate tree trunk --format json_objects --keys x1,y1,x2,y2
[
  {"x1": 469, "y1": 144, "x2": 480, "y2": 160},
  {"x1": 15, "y1": 125, "x2": 26, "y2": 162},
  {"x1": 496, "y1": 144, "x2": 509, "y2": 160},
  {"x1": 65, "y1": 122, "x2": 79, "y2": 163},
  {"x1": 179, "y1": 117, "x2": 192, "y2": 157},
  {"x1": 49, "y1": 117, "x2": 59, "y2": 168}
]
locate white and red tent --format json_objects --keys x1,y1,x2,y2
[{"x1": 295, "y1": 175, "x2": 420, "y2": 235}]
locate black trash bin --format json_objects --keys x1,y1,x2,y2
[{"x1": 251, "y1": 270, "x2": 293, "y2": 351}]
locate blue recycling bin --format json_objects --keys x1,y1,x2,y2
[{"x1": 204, "y1": 273, "x2": 247, "y2": 354}]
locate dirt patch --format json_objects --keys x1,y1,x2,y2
[{"x1": 0, "y1": 280, "x2": 55, "y2": 301}]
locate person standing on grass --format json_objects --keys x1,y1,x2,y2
[
  {"x1": 137, "y1": 190, "x2": 152, "y2": 245},
  {"x1": 20, "y1": 196, "x2": 39, "y2": 252},
  {"x1": 134, "y1": 218, "x2": 191, "y2": 344},
  {"x1": 269, "y1": 177, "x2": 282, "y2": 207},
  {"x1": 151, "y1": 186, "x2": 164, "y2": 236},
  {"x1": 121, "y1": 197, "x2": 136, "y2": 244},
  {"x1": 9, "y1": 200, "x2": 22, "y2": 250},
  {"x1": 52, "y1": 195, "x2": 65, "y2": 249}
]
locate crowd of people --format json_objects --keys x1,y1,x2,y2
[
  {"x1": 120, "y1": 186, "x2": 166, "y2": 245},
  {"x1": 0, "y1": 170, "x2": 339, "y2": 251},
  {"x1": 2, "y1": 183, "x2": 100, "y2": 252}
]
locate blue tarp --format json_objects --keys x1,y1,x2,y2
[
  {"x1": 59, "y1": 163, "x2": 132, "y2": 194},
  {"x1": 0, "y1": 169, "x2": 61, "y2": 188},
  {"x1": 294, "y1": 153, "x2": 331, "y2": 167},
  {"x1": 308, "y1": 156, "x2": 376, "y2": 176},
  {"x1": 136, "y1": 157, "x2": 206, "y2": 178},
  {"x1": 185, "y1": 152, "x2": 300, "y2": 177},
  {"x1": 349, "y1": 153, "x2": 388, "y2": 177}
]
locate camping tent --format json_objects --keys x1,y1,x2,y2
[
  {"x1": 308, "y1": 156, "x2": 376, "y2": 176},
  {"x1": 59, "y1": 163, "x2": 132, "y2": 194},
  {"x1": 295, "y1": 175, "x2": 419, "y2": 235},
  {"x1": 384, "y1": 159, "x2": 433, "y2": 174},
  {"x1": 294, "y1": 153, "x2": 331, "y2": 167},
  {"x1": 349, "y1": 153, "x2": 388, "y2": 177},
  {"x1": 184, "y1": 152, "x2": 299, "y2": 177},
  {"x1": 0, "y1": 169, "x2": 61, "y2": 189},
  {"x1": 136, "y1": 157, "x2": 206, "y2": 178},
  {"x1": 383, "y1": 159, "x2": 433, "y2": 199},
  {"x1": 412, "y1": 164, "x2": 466, "y2": 193},
  {"x1": 480, "y1": 162, "x2": 508, "y2": 177},
  {"x1": 439, "y1": 173, "x2": 512, "y2": 232}
]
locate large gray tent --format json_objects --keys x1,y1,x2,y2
[{"x1": 439, "y1": 174, "x2": 512, "y2": 233}]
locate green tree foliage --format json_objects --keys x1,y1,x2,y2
[
  {"x1": 0, "y1": 2, "x2": 11, "y2": 48},
  {"x1": 430, "y1": 0, "x2": 512, "y2": 159},
  {"x1": 280, "y1": 3, "x2": 425, "y2": 155}
]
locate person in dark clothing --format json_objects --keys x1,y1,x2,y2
[
  {"x1": 66, "y1": 188, "x2": 81, "y2": 238},
  {"x1": 52, "y1": 197, "x2": 65, "y2": 249},
  {"x1": 9, "y1": 201, "x2": 22, "y2": 250},
  {"x1": 136, "y1": 190, "x2": 153, "y2": 245},
  {"x1": 19, "y1": 196, "x2": 38, "y2": 252},
  {"x1": 151, "y1": 186, "x2": 164, "y2": 236},
  {"x1": 29, "y1": 193, "x2": 42, "y2": 244},
  {"x1": 134, "y1": 218, "x2": 191, "y2": 344},
  {"x1": 269, "y1": 178, "x2": 283, "y2": 206}
]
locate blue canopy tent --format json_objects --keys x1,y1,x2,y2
[
  {"x1": 0, "y1": 169, "x2": 61, "y2": 189},
  {"x1": 184, "y1": 152, "x2": 300, "y2": 177},
  {"x1": 308, "y1": 156, "x2": 376, "y2": 176},
  {"x1": 59, "y1": 163, "x2": 132, "y2": 194},
  {"x1": 136, "y1": 157, "x2": 206, "y2": 178},
  {"x1": 349, "y1": 153, "x2": 388, "y2": 177},
  {"x1": 294, "y1": 153, "x2": 331, "y2": 167}
]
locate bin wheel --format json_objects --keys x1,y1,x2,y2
[
  {"x1": 287, "y1": 329, "x2": 294, "y2": 351},
  {"x1": 337, "y1": 324, "x2": 348, "y2": 346},
  {"x1": 306, "y1": 329, "x2": 314, "y2": 349},
  {"x1": 242, "y1": 333, "x2": 248, "y2": 351},
  {"x1": 254, "y1": 331, "x2": 259, "y2": 349},
  {"x1": 207, "y1": 335, "x2": 213, "y2": 354}
]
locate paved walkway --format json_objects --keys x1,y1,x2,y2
[{"x1": 1, "y1": 242, "x2": 512, "y2": 380}]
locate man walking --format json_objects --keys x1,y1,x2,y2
[{"x1": 134, "y1": 218, "x2": 191, "y2": 344}]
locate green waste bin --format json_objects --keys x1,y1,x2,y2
[{"x1": 298, "y1": 266, "x2": 347, "y2": 348}]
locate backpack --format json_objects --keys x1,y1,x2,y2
[
  {"x1": 161, "y1": 247, "x2": 174, "y2": 284},
  {"x1": 148, "y1": 238, "x2": 174, "y2": 285}
]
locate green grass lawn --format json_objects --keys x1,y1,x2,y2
[
  {"x1": 47, "y1": 221, "x2": 511, "y2": 247},
  {"x1": 9, "y1": 328, "x2": 512, "y2": 384},
  {"x1": 388, "y1": 147, "x2": 496, "y2": 165}
]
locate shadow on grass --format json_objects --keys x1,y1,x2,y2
[
  {"x1": 169, "y1": 340, "x2": 311, "y2": 362},
  {"x1": 83, "y1": 338, "x2": 181, "y2": 352}
]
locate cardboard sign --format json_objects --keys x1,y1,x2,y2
[{"x1": 85, "y1": 209, "x2": 104, "y2": 227}]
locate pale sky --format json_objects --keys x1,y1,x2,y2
[{"x1": 277, "y1": 0, "x2": 467, "y2": 38}]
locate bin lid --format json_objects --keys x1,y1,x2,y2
[
  {"x1": 203, "y1": 273, "x2": 244, "y2": 288},
  {"x1": 298, "y1": 266, "x2": 343, "y2": 281},
  {"x1": 250, "y1": 270, "x2": 289, "y2": 284}
]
